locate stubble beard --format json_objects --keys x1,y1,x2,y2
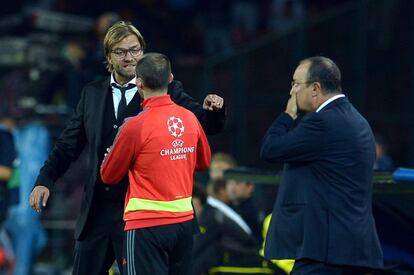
[{"x1": 116, "y1": 65, "x2": 136, "y2": 82}]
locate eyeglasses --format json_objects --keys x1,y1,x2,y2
[
  {"x1": 111, "y1": 47, "x2": 144, "y2": 58},
  {"x1": 291, "y1": 81, "x2": 312, "y2": 87}
]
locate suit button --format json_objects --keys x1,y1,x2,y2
[
  {"x1": 105, "y1": 187, "x2": 110, "y2": 191},
  {"x1": 113, "y1": 125, "x2": 118, "y2": 129}
]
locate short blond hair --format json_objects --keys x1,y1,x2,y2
[
  {"x1": 104, "y1": 21, "x2": 146, "y2": 72},
  {"x1": 211, "y1": 152, "x2": 237, "y2": 167}
]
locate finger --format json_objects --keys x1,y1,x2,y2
[
  {"x1": 32, "y1": 192, "x2": 40, "y2": 212},
  {"x1": 36, "y1": 192, "x2": 43, "y2": 212},
  {"x1": 205, "y1": 97, "x2": 214, "y2": 105},
  {"x1": 42, "y1": 191, "x2": 49, "y2": 207},
  {"x1": 29, "y1": 193, "x2": 35, "y2": 209}
]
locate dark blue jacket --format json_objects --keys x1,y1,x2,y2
[{"x1": 260, "y1": 96, "x2": 383, "y2": 268}]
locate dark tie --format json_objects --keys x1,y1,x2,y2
[{"x1": 112, "y1": 83, "x2": 136, "y2": 119}]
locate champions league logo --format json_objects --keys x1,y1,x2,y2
[
  {"x1": 172, "y1": 139, "x2": 184, "y2": 148},
  {"x1": 167, "y1": 116, "x2": 185, "y2": 137},
  {"x1": 161, "y1": 116, "x2": 193, "y2": 160}
]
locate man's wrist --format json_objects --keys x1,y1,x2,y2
[{"x1": 285, "y1": 111, "x2": 297, "y2": 120}]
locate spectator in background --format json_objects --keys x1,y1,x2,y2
[
  {"x1": 192, "y1": 180, "x2": 259, "y2": 275},
  {"x1": 231, "y1": 0, "x2": 259, "y2": 44},
  {"x1": 374, "y1": 135, "x2": 394, "y2": 171},
  {"x1": 200, "y1": 0, "x2": 233, "y2": 56},
  {"x1": 5, "y1": 117, "x2": 48, "y2": 275},
  {"x1": 267, "y1": 0, "x2": 305, "y2": 33},
  {"x1": 64, "y1": 12, "x2": 121, "y2": 109},
  {"x1": 209, "y1": 152, "x2": 237, "y2": 181},
  {"x1": 29, "y1": 21, "x2": 225, "y2": 274},
  {"x1": 226, "y1": 179, "x2": 262, "y2": 241},
  {"x1": 0, "y1": 114, "x2": 19, "y2": 273},
  {"x1": 0, "y1": 115, "x2": 17, "y2": 225}
]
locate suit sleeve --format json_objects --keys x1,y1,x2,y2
[
  {"x1": 195, "y1": 121, "x2": 211, "y2": 171},
  {"x1": 260, "y1": 112, "x2": 325, "y2": 163},
  {"x1": 34, "y1": 86, "x2": 87, "y2": 189},
  {"x1": 168, "y1": 80, "x2": 225, "y2": 135},
  {"x1": 100, "y1": 123, "x2": 136, "y2": 184}
]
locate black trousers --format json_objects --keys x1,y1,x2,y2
[
  {"x1": 123, "y1": 220, "x2": 194, "y2": 275},
  {"x1": 291, "y1": 258, "x2": 375, "y2": 275},
  {"x1": 72, "y1": 202, "x2": 125, "y2": 275}
]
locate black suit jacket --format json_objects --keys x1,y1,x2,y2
[
  {"x1": 34, "y1": 78, "x2": 225, "y2": 239},
  {"x1": 260, "y1": 97, "x2": 383, "y2": 268}
]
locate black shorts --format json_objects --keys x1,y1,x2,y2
[{"x1": 123, "y1": 220, "x2": 194, "y2": 275}]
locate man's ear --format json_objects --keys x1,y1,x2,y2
[
  {"x1": 106, "y1": 54, "x2": 112, "y2": 66},
  {"x1": 312, "y1": 82, "x2": 322, "y2": 97},
  {"x1": 169, "y1": 73, "x2": 174, "y2": 84},
  {"x1": 136, "y1": 78, "x2": 144, "y2": 90}
]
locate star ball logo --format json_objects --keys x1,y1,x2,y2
[{"x1": 167, "y1": 116, "x2": 185, "y2": 137}]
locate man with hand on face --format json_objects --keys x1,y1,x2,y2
[
  {"x1": 261, "y1": 56, "x2": 383, "y2": 274},
  {"x1": 101, "y1": 52, "x2": 211, "y2": 275},
  {"x1": 29, "y1": 21, "x2": 225, "y2": 274}
]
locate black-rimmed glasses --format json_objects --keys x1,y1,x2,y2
[{"x1": 111, "y1": 47, "x2": 144, "y2": 58}]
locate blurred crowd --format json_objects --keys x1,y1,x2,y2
[{"x1": 0, "y1": 0, "x2": 351, "y2": 112}]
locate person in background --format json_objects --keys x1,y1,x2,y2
[
  {"x1": 5, "y1": 117, "x2": 48, "y2": 275},
  {"x1": 209, "y1": 152, "x2": 237, "y2": 181},
  {"x1": 373, "y1": 135, "x2": 394, "y2": 171},
  {"x1": 226, "y1": 179, "x2": 262, "y2": 241},
  {"x1": 64, "y1": 12, "x2": 122, "y2": 109},
  {"x1": 0, "y1": 115, "x2": 17, "y2": 225},
  {"x1": 192, "y1": 180, "x2": 259, "y2": 275},
  {"x1": 0, "y1": 114, "x2": 18, "y2": 272},
  {"x1": 29, "y1": 21, "x2": 225, "y2": 274}
]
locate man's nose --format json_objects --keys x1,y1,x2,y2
[{"x1": 124, "y1": 51, "x2": 134, "y2": 60}]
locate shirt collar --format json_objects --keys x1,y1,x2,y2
[
  {"x1": 206, "y1": 196, "x2": 252, "y2": 234},
  {"x1": 316, "y1": 94, "x2": 345, "y2": 112},
  {"x1": 110, "y1": 74, "x2": 136, "y2": 87},
  {"x1": 141, "y1": 95, "x2": 173, "y2": 108}
]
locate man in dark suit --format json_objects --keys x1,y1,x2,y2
[
  {"x1": 29, "y1": 21, "x2": 225, "y2": 274},
  {"x1": 260, "y1": 56, "x2": 383, "y2": 274}
]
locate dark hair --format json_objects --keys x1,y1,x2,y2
[
  {"x1": 136, "y1": 53, "x2": 171, "y2": 91},
  {"x1": 209, "y1": 179, "x2": 227, "y2": 195},
  {"x1": 300, "y1": 56, "x2": 342, "y2": 94}
]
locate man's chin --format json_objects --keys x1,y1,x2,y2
[{"x1": 119, "y1": 71, "x2": 136, "y2": 80}]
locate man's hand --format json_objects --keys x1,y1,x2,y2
[
  {"x1": 285, "y1": 91, "x2": 298, "y2": 119},
  {"x1": 104, "y1": 147, "x2": 111, "y2": 159},
  {"x1": 29, "y1": 186, "x2": 50, "y2": 212},
  {"x1": 203, "y1": 94, "x2": 224, "y2": 111}
]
